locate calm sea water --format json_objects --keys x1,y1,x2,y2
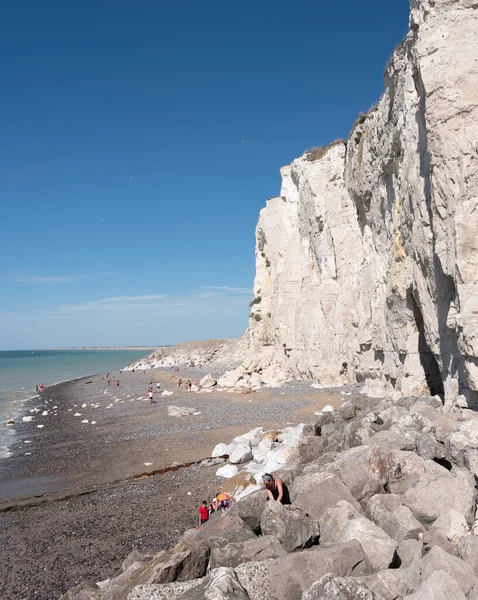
[{"x1": 0, "y1": 348, "x2": 154, "y2": 456}]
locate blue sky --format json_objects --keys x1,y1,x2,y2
[{"x1": 0, "y1": 1, "x2": 410, "y2": 349}]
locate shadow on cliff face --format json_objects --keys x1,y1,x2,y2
[{"x1": 408, "y1": 292, "x2": 445, "y2": 398}]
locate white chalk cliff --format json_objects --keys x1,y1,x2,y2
[{"x1": 240, "y1": 0, "x2": 478, "y2": 408}]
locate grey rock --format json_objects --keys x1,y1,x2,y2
[
  {"x1": 228, "y1": 490, "x2": 268, "y2": 534},
  {"x1": 302, "y1": 574, "x2": 380, "y2": 599},
  {"x1": 403, "y1": 468, "x2": 476, "y2": 525},
  {"x1": 415, "y1": 433, "x2": 446, "y2": 460},
  {"x1": 421, "y1": 530, "x2": 459, "y2": 557},
  {"x1": 319, "y1": 500, "x2": 361, "y2": 546},
  {"x1": 359, "y1": 568, "x2": 420, "y2": 600},
  {"x1": 59, "y1": 583, "x2": 102, "y2": 600},
  {"x1": 234, "y1": 560, "x2": 271, "y2": 600},
  {"x1": 420, "y1": 545, "x2": 477, "y2": 595},
  {"x1": 336, "y1": 516, "x2": 398, "y2": 571},
  {"x1": 366, "y1": 494, "x2": 423, "y2": 542},
  {"x1": 291, "y1": 472, "x2": 361, "y2": 519},
  {"x1": 459, "y1": 535, "x2": 478, "y2": 576},
  {"x1": 182, "y1": 513, "x2": 256, "y2": 547},
  {"x1": 396, "y1": 538, "x2": 423, "y2": 568},
  {"x1": 121, "y1": 548, "x2": 157, "y2": 571},
  {"x1": 127, "y1": 580, "x2": 201, "y2": 600},
  {"x1": 369, "y1": 430, "x2": 415, "y2": 451},
  {"x1": 314, "y1": 412, "x2": 335, "y2": 436},
  {"x1": 261, "y1": 501, "x2": 319, "y2": 552},
  {"x1": 336, "y1": 400, "x2": 356, "y2": 421},
  {"x1": 209, "y1": 535, "x2": 286, "y2": 569},
  {"x1": 267, "y1": 540, "x2": 373, "y2": 600},
  {"x1": 179, "y1": 567, "x2": 250, "y2": 600},
  {"x1": 406, "y1": 569, "x2": 467, "y2": 600}
]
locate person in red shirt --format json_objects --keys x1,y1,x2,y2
[{"x1": 198, "y1": 500, "x2": 209, "y2": 526}]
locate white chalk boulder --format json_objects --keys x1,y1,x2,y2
[
  {"x1": 216, "y1": 464, "x2": 239, "y2": 478},
  {"x1": 200, "y1": 374, "x2": 217, "y2": 388},
  {"x1": 229, "y1": 442, "x2": 253, "y2": 465}
]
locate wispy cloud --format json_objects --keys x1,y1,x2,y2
[
  {"x1": 203, "y1": 286, "x2": 252, "y2": 294},
  {"x1": 85, "y1": 295, "x2": 167, "y2": 305},
  {"x1": 11, "y1": 275, "x2": 77, "y2": 284}
]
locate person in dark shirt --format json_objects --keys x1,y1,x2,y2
[{"x1": 262, "y1": 473, "x2": 291, "y2": 504}]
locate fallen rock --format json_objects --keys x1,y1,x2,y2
[
  {"x1": 229, "y1": 442, "x2": 253, "y2": 465},
  {"x1": 182, "y1": 514, "x2": 256, "y2": 547},
  {"x1": 407, "y1": 569, "x2": 467, "y2": 600},
  {"x1": 318, "y1": 500, "x2": 361, "y2": 547},
  {"x1": 403, "y1": 467, "x2": 476, "y2": 525},
  {"x1": 228, "y1": 489, "x2": 268, "y2": 533},
  {"x1": 179, "y1": 566, "x2": 250, "y2": 599},
  {"x1": 336, "y1": 517, "x2": 398, "y2": 571},
  {"x1": 360, "y1": 567, "x2": 420, "y2": 600},
  {"x1": 459, "y1": 535, "x2": 478, "y2": 576},
  {"x1": 261, "y1": 501, "x2": 319, "y2": 552},
  {"x1": 267, "y1": 540, "x2": 373, "y2": 600},
  {"x1": 59, "y1": 582, "x2": 102, "y2": 600},
  {"x1": 421, "y1": 530, "x2": 459, "y2": 557},
  {"x1": 432, "y1": 507, "x2": 470, "y2": 544},
  {"x1": 291, "y1": 472, "x2": 361, "y2": 519},
  {"x1": 216, "y1": 464, "x2": 239, "y2": 478},
  {"x1": 419, "y1": 545, "x2": 477, "y2": 596},
  {"x1": 396, "y1": 538, "x2": 423, "y2": 567},
  {"x1": 209, "y1": 535, "x2": 286, "y2": 569},
  {"x1": 199, "y1": 373, "x2": 217, "y2": 388},
  {"x1": 212, "y1": 443, "x2": 230, "y2": 457},
  {"x1": 302, "y1": 573, "x2": 379, "y2": 600},
  {"x1": 366, "y1": 494, "x2": 423, "y2": 542}
]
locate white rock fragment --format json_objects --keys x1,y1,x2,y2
[
  {"x1": 216, "y1": 464, "x2": 239, "y2": 478},
  {"x1": 37, "y1": 424, "x2": 44, "y2": 429},
  {"x1": 22, "y1": 416, "x2": 33, "y2": 422},
  {"x1": 322, "y1": 405, "x2": 335, "y2": 413},
  {"x1": 74, "y1": 413, "x2": 82, "y2": 417}
]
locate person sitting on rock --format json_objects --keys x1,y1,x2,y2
[
  {"x1": 213, "y1": 492, "x2": 235, "y2": 511},
  {"x1": 262, "y1": 473, "x2": 291, "y2": 504}
]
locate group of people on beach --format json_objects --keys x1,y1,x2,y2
[
  {"x1": 35, "y1": 384, "x2": 45, "y2": 393},
  {"x1": 147, "y1": 381, "x2": 161, "y2": 404},
  {"x1": 177, "y1": 378, "x2": 193, "y2": 391},
  {"x1": 197, "y1": 473, "x2": 290, "y2": 527}
]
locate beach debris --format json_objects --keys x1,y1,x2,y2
[
  {"x1": 67, "y1": 408, "x2": 72, "y2": 411},
  {"x1": 74, "y1": 413, "x2": 82, "y2": 417},
  {"x1": 199, "y1": 373, "x2": 217, "y2": 388},
  {"x1": 322, "y1": 405, "x2": 334, "y2": 412},
  {"x1": 187, "y1": 491, "x2": 192, "y2": 496},
  {"x1": 37, "y1": 424, "x2": 44, "y2": 428},
  {"x1": 91, "y1": 421, "x2": 96, "y2": 424},
  {"x1": 144, "y1": 462, "x2": 153, "y2": 466},
  {"x1": 168, "y1": 406, "x2": 197, "y2": 417},
  {"x1": 52, "y1": 405, "x2": 57, "y2": 409},
  {"x1": 22, "y1": 416, "x2": 33, "y2": 422},
  {"x1": 7, "y1": 420, "x2": 14, "y2": 426},
  {"x1": 81, "y1": 419, "x2": 89, "y2": 423},
  {"x1": 25, "y1": 452, "x2": 31, "y2": 455},
  {"x1": 24, "y1": 440, "x2": 32, "y2": 443},
  {"x1": 193, "y1": 411, "x2": 202, "y2": 416},
  {"x1": 85, "y1": 381, "x2": 93, "y2": 384},
  {"x1": 162, "y1": 390, "x2": 174, "y2": 396},
  {"x1": 82, "y1": 403, "x2": 87, "y2": 408},
  {"x1": 42, "y1": 411, "x2": 48, "y2": 416}
]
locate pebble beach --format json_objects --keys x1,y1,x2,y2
[{"x1": 0, "y1": 366, "x2": 350, "y2": 599}]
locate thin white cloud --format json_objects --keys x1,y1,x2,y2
[
  {"x1": 86, "y1": 295, "x2": 167, "y2": 305},
  {"x1": 11, "y1": 275, "x2": 76, "y2": 284},
  {"x1": 203, "y1": 286, "x2": 252, "y2": 294}
]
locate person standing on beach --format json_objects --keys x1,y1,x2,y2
[
  {"x1": 156, "y1": 382, "x2": 161, "y2": 392},
  {"x1": 198, "y1": 500, "x2": 209, "y2": 526},
  {"x1": 35, "y1": 384, "x2": 39, "y2": 393},
  {"x1": 116, "y1": 379, "x2": 120, "y2": 387},
  {"x1": 147, "y1": 390, "x2": 153, "y2": 404},
  {"x1": 178, "y1": 378, "x2": 182, "y2": 387},
  {"x1": 188, "y1": 380, "x2": 192, "y2": 392}
]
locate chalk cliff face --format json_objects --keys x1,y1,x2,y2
[{"x1": 241, "y1": 0, "x2": 478, "y2": 408}]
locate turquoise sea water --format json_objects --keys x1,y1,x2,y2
[{"x1": 0, "y1": 348, "x2": 154, "y2": 456}]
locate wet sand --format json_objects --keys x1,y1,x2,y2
[{"x1": 0, "y1": 368, "x2": 345, "y2": 599}]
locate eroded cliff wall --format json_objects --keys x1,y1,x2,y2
[{"x1": 241, "y1": 0, "x2": 478, "y2": 407}]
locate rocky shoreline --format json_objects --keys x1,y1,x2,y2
[
  {"x1": 64, "y1": 392, "x2": 478, "y2": 600},
  {"x1": 0, "y1": 365, "x2": 343, "y2": 599}
]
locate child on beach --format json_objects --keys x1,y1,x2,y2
[{"x1": 198, "y1": 500, "x2": 209, "y2": 527}]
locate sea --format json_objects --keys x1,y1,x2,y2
[{"x1": 0, "y1": 348, "x2": 154, "y2": 457}]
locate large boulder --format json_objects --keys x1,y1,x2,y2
[
  {"x1": 459, "y1": 535, "x2": 478, "y2": 576},
  {"x1": 229, "y1": 442, "x2": 253, "y2": 464},
  {"x1": 302, "y1": 574, "x2": 380, "y2": 600},
  {"x1": 432, "y1": 508, "x2": 470, "y2": 544},
  {"x1": 406, "y1": 570, "x2": 467, "y2": 600},
  {"x1": 366, "y1": 494, "x2": 423, "y2": 542},
  {"x1": 291, "y1": 472, "x2": 361, "y2": 519},
  {"x1": 336, "y1": 517, "x2": 398, "y2": 571},
  {"x1": 199, "y1": 373, "x2": 217, "y2": 388},
  {"x1": 209, "y1": 535, "x2": 286, "y2": 569},
  {"x1": 447, "y1": 420, "x2": 478, "y2": 466},
  {"x1": 267, "y1": 540, "x2": 373, "y2": 600},
  {"x1": 419, "y1": 545, "x2": 477, "y2": 596},
  {"x1": 318, "y1": 500, "x2": 361, "y2": 547},
  {"x1": 403, "y1": 467, "x2": 476, "y2": 525},
  {"x1": 180, "y1": 567, "x2": 250, "y2": 600},
  {"x1": 396, "y1": 538, "x2": 423, "y2": 568},
  {"x1": 359, "y1": 568, "x2": 420, "y2": 600},
  {"x1": 182, "y1": 514, "x2": 256, "y2": 547},
  {"x1": 228, "y1": 489, "x2": 268, "y2": 533},
  {"x1": 261, "y1": 501, "x2": 320, "y2": 552},
  {"x1": 59, "y1": 583, "x2": 102, "y2": 600}
]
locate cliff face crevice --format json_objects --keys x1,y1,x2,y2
[{"x1": 241, "y1": 0, "x2": 478, "y2": 408}]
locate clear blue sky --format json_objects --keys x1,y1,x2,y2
[{"x1": 0, "y1": 0, "x2": 410, "y2": 349}]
